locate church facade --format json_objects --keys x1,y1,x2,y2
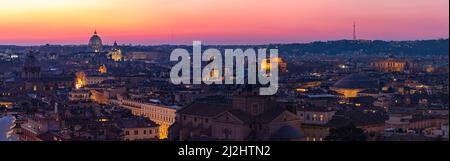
[{"x1": 169, "y1": 86, "x2": 304, "y2": 141}]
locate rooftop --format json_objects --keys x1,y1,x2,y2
[{"x1": 333, "y1": 73, "x2": 378, "y2": 89}]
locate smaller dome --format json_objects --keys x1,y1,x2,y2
[
  {"x1": 109, "y1": 41, "x2": 122, "y2": 61},
  {"x1": 112, "y1": 41, "x2": 118, "y2": 49},
  {"x1": 270, "y1": 125, "x2": 304, "y2": 140}
]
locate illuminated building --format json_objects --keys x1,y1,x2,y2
[
  {"x1": 90, "y1": 89, "x2": 109, "y2": 104},
  {"x1": 370, "y1": 58, "x2": 410, "y2": 72},
  {"x1": 297, "y1": 107, "x2": 335, "y2": 125},
  {"x1": 23, "y1": 79, "x2": 73, "y2": 95},
  {"x1": 98, "y1": 64, "x2": 107, "y2": 74},
  {"x1": 0, "y1": 101, "x2": 13, "y2": 109},
  {"x1": 109, "y1": 41, "x2": 123, "y2": 61},
  {"x1": 75, "y1": 71, "x2": 87, "y2": 89},
  {"x1": 297, "y1": 106, "x2": 336, "y2": 141},
  {"x1": 203, "y1": 68, "x2": 221, "y2": 81},
  {"x1": 296, "y1": 88, "x2": 308, "y2": 92},
  {"x1": 88, "y1": 30, "x2": 103, "y2": 52},
  {"x1": 297, "y1": 78, "x2": 323, "y2": 88},
  {"x1": 85, "y1": 76, "x2": 110, "y2": 85},
  {"x1": 261, "y1": 57, "x2": 287, "y2": 73},
  {"x1": 330, "y1": 74, "x2": 378, "y2": 98},
  {"x1": 385, "y1": 112, "x2": 448, "y2": 132},
  {"x1": 117, "y1": 118, "x2": 160, "y2": 141},
  {"x1": 68, "y1": 89, "x2": 90, "y2": 101},
  {"x1": 425, "y1": 65, "x2": 435, "y2": 73},
  {"x1": 113, "y1": 95, "x2": 177, "y2": 139},
  {"x1": 90, "y1": 87, "x2": 126, "y2": 105}
]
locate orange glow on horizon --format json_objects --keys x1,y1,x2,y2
[{"x1": 0, "y1": 0, "x2": 448, "y2": 45}]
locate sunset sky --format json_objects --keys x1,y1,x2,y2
[{"x1": 0, "y1": 0, "x2": 448, "y2": 45}]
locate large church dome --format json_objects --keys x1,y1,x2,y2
[{"x1": 88, "y1": 30, "x2": 103, "y2": 52}]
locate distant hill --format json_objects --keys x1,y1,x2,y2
[
  {"x1": 1, "y1": 39, "x2": 448, "y2": 56},
  {"x1": 275, "y1": 39, "x2": 449, "y2": 56}
]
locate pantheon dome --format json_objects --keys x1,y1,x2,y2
[
  {"x1": 88, "y1": 30, "x2": 103, "y2": 52},
  {"x1": 330, "y1": 73, "x2": 378, "y2": 98}
]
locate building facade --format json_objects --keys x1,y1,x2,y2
[{"x1": 113, "y1": 95, "x2": 177, "y2": 139}]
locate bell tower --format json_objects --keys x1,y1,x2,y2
[{"x1": 232, "y1": 85, "x2": 276, "y2": 116}]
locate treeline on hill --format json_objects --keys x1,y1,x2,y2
[
  {"x1": 1, "y1": 39, "x2": 448, "y2": 56},
  {"x1": 276, "y1": 39, "x2": 449, "y2": 56}
]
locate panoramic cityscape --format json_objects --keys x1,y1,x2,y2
[{"x1": 0, "y1": 0, "x2": 449, "y2": 142}]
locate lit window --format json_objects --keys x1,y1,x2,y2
[{"x1": 319, "y1": 115, "x2": 324, "y2": 121}]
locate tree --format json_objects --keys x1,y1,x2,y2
[{"x1": 325, "y1": 123, "x2": 367, "y2": 141}]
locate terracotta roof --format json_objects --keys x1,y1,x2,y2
[
  {"x1": 177, "y1": 102, "x2": 231, "y2": 117},
  {"x1": 224, "y1": 109, "x2": 253, "y2": 123},
  {"x1": 116, "y1": 117, "x2": 158, "y2": 129},
  {"x1": 255, "y1": 107, "x2": 287, "y2": 123}
]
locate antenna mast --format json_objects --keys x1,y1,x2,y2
[{"x1": 353, "y1": 21, "x2": 357, "y2": 40}]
